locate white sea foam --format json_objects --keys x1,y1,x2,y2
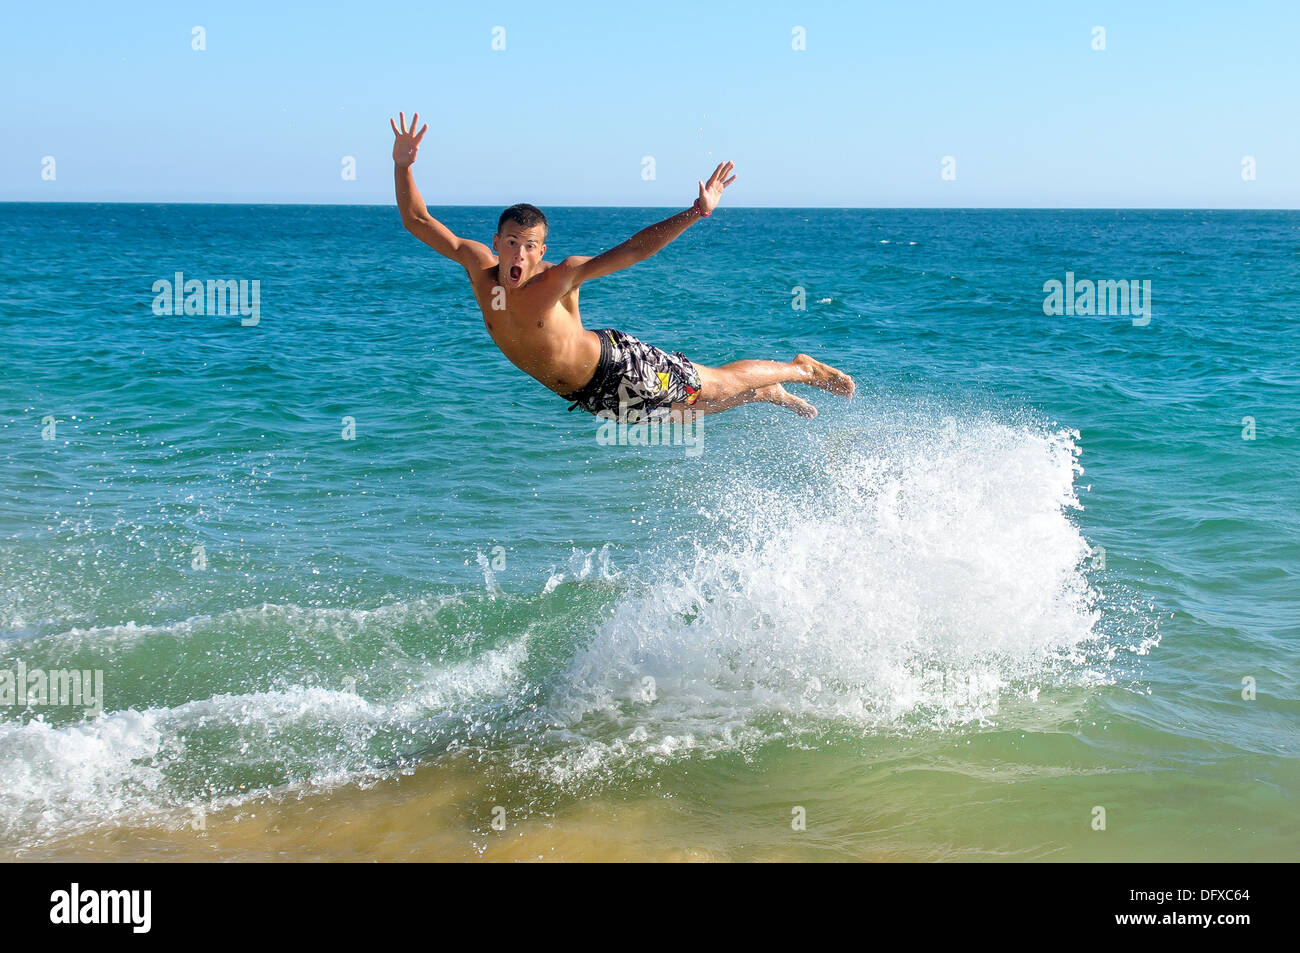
[
  {"x1": 541, "y1": 545, "x2": 621, "y2": 594},
  {"x1": 532, "y1": 414, "x2": 1108, "y2": 781},
  {"x1": 0, "y1": 641, "x2": 527, "y2": 844}
]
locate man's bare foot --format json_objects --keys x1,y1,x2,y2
[
  {"x1": 756, "y1": 383, "x2": 817, "y2": 418},
  {"x1": 794, "y1": 354, "x2": 856, "y2": 397}
]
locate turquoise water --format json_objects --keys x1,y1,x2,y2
[{"x1": 1, "y1": 204, "x2": 1296, "y2": 859}]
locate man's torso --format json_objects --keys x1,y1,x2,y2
[{"x1": 466, "y1": 262, "x2": 601, "y2": 396}]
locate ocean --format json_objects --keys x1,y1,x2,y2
[{"x1": 1, "y1": 203, "x2": 1296, "y2": 860}]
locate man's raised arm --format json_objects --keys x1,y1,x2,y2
[
  {"x1": 552, "y1": 160, "x2": 737, "y2": 294},
  {"x1": 391, "y1": 111, "x2": 492, "y2": 270}
]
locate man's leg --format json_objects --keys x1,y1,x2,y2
[
  {"x1": 674, "y1": 382, "x2": 819, "y2": 419},
  {"x1": 694, "y1": 354, "x2": 855, "y2": 405}
]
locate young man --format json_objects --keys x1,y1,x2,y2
[{"x1": 390, "y1": 111, "x2": 855, "y2": 423}]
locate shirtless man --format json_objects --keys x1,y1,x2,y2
[{"x1": 391, "y1": 111, "x2": 855, "y2": 423}]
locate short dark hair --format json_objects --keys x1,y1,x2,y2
[{"x1": 497, "y1": 203, "x2": 548, "y2": 240}]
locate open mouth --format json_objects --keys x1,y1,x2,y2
[{"x1": 509, "y1": 265, "x2": 522, "y2": 282}]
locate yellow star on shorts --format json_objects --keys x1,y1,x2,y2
[{"x1": 655, "y1": 371, "x2": 671, "y2": 392}]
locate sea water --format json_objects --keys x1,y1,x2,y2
[{"x1": 1, "y1": 204, "x2": 1296, "y2": 859}]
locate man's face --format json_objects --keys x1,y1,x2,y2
[{"x1": 493, "y1": 223, "x2": 546, "y2": 287}]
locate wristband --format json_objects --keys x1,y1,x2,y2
[{"x1": 693, "y1": 198, "x2": 712, "y2": 218}]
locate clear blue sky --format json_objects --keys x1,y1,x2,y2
[{"x1": 2, "y1": 0, "x2": 1296, "y2": 206}]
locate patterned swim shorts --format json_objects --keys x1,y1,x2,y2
[{"x1": 562, "y1": 329, "x2": 702, "y2": 423}]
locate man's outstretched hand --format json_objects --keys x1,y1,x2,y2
[
  {"x1": 390, "y1": 111, "x2": 428, "y2": 167},
  {"x1": 697, "y1": 160, "x2": 737, "y2": 215}
]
